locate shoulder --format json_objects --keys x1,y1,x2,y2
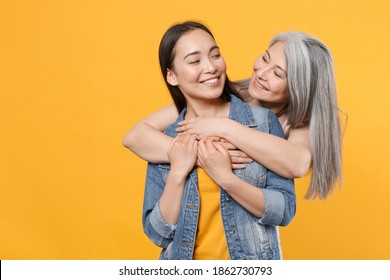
[
  {"x1": 229, "y1": 95, "x2": 283, "y2": 137},
  {"x1": 248, "y1": 103, "x2": 273, "y2": 115},
  {"x1": 247, "y1": 103, "x2": 278, "y2": 125},
  {"x1": 230, "y1": 94, "x2": 270, "y2": 121},
  {"x1": 164, "y1": 108, "x2": 186, "y2": 137},
  {"x1": 249, "y1": 105, "x2": 285, "y2": 138}
]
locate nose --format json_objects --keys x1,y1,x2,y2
[
  {"x1": 254, "y1": 66, "x2": 270, "y2": 80},
  {"x1": 204, "y1": 58, "x2": 217, "y2": 73}
]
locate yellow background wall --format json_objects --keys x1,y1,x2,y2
[{"x1": 1, "y1": 0, "x2": 389, "y2": 259}]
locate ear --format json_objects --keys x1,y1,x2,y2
[{"x1": 166, "y1": 69, "x2": 178, "y2": 86}]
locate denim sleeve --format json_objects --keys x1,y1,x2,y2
[
  {"x1": 258, "y1": 112, "x2": 296, "y2": 226},
  {"x1": 142, "y1": 163, "x2": 176, "y2": 248}
]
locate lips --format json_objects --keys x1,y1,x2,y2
[
  {"x1": 254, "y1": 78, "x2": 269, "y2": 91},
  {"x1": 200, "y1": 76, "x2": 220, "y2": 86},
  {"x1": 204, "y1": 78, "x2": 218, "y2": 85}
]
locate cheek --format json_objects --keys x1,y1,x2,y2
[
  {"x1": 247, "y1": 73, "x2": 258, "y2": 93},
  {"x1": 221, "y1": 64, "x2": 226, "y2": 73},
  {"x1": 177, "y1": 68, "x2": 198, "y2": 84},
  {"x1": 270, "y1": 80, "x2": 289, "y2": 100},
  {"x1": 275, "y1": 80, "x2": 288, "y2": 94},
  {"x1": 278, "y1": 85, "x2": 289, "y2": 101},
  {"x1": 218, "y1": 59, "x2": 227, "y2": 73}
]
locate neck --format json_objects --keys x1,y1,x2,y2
[
  {"x1": 185, "y1": 98, "x2": 230, "y2": 119},
  {"x1": 254, "y1": 100, "x2": 287, "y2": 116}
]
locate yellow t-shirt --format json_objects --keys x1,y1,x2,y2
[{"x1": 193, "y1": 168, "x2": 230, "y2": 260}]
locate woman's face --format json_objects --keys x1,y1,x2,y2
[
  {"x1": 167, "y1": 29, "x2": 227, "y2": 102},
  {"x1": 248, "y1": 41, "x2": 289, "y2": 112}
]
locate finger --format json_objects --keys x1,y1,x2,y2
[
  {"x1": 178, "y1": 119, "x2": 194, "y2": 126},
  {"x1": 188, "y1": 134, "x2": 198, "y2": 147},
  {"x1": 228, "y1": 150, "x2": 252, "y2": 159},
  {"x1": 219, "y1": 141, "x2": 237, "y2": 150},
  {"x1": 230, "y1": 156, "x2": 253, "y2": 164},
  {"x1": 197, "y1": 137, "x2": 207, "y2": 154},
  {"x1": 197, "y1": 138, "x2": 210, "y2": 164},
  {"x1": 175, "y1": 133, "x2": 189, "y2": 145},
  {"x1": 183, "y1": 132, "x2": 195, "y2": 144},
  {"x1": 178, "y1": 120, "x2": 188, "y2": 126},
  {"x1": 168, "y1": 136, "x2": 179, "y2": 152},
  {"x1": 228, "y1": 150, "x2": 243, "y2": 157},
  {"x1": 205, "y1": 137, "x2": 217, "y2": 152},
  {"x1": 177, "y1": 133, "x2": 188, "y2": 142},
  {"x1": 196, "y1": 158, "x2": 203, "y2": 168},
  {"x1": 176, "y1": 124, "x2": 190, "y2": 132},
  {"x1": 197, "y1": 144, "x2": 205, "y2": 166},
  {"x1": 232, "y1": 163, "x2": 246, "y2": 169},
  {"x1": 208, "y1": 136, "x2": 221, "y2": 142},
  {"x1": 193, "y1": 139, "x2": 198, "y2": 149},
  {"x1": 213, "y1": 141, "x2": 230, "y2": 157}
]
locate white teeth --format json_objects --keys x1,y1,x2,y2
[
  {"x1": 204, "y1": 78, "x2": 218, "y2": 84},
  {"x1": 256, "y1": 80, "x2": 268, "y2": 91}
]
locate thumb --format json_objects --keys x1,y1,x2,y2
[
  {"x1": 209, "y1": 136, "x2": 221, "y2": 142},
  {"x1": 167, "y1": 136, "x2": 179, "y2": 153},
  {"x1": 213, "y1": 141, "x2": 229, "y2": 156}
]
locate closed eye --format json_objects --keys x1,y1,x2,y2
[{"x1": 189, "y1": 60, "x2": 200, "y2": 65}]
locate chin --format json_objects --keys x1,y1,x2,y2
[
  {"x1": 248, "y1": 87, "x2": 263, "y2": 100},
  {"x1": 211, "y1": 91, "x2": 224, "y2": 99}
]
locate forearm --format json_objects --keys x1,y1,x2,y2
[
  {"x1": 159, "y1": 170, "x2": 187, "y2": 225},
  {"x1": 123, "y1": 103, "x2": 179, "y2": 163},
  {"x1": 220, "y1": 119, "x2": 311, "y2": 178},
  {"x1": 219, "y1": 171, "x2": 295, "y2": 226},
  {"x1": 219, "y1": 173, "x2": 265, "y2": 217},
  {"x1": 123, "y1": 122, "x2": 172, "y2": 163}
]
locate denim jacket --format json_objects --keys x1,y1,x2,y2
[{"x1": 142, "y1": 95, "x2": 296, "y2": 260}]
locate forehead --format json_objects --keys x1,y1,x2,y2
[
  {"x1": 174, "y1": 29, "x2": 217, "y2": 58},
  {"x1": 268, "y1": 41, "x2": 287, "y2": 66}
]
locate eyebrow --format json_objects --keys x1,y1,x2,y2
[
  {"x1": 266, "y1": 50, "x2": 287, "y2": 74},
  {"x1": 183, "y1": 45, "x2": 220, "y2": 60}
]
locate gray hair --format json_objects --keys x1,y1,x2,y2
[{"x1": 236, "y1": 32, "x2": 343, "y2": 199}]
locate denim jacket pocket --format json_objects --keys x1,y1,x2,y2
[{"x1": 237, "y1": 162, "x2": 267, "y2": 188}]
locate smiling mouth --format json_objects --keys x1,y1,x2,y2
[
  {"x1": 202, "y1": 77, "x2": 219, "y2": 85},
  {"x1": 254, "y1": 79, "x2": 269, "y2": 91}
]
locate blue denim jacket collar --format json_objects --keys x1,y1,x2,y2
[{"x1": 164, "y1": 94, "x2": 256, "y2": 137}]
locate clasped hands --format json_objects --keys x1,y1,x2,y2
[{"x1": 167, "y1": 133, "x2": 253, "y2": 185}]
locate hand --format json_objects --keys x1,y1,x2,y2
[
  {"x1": 219, "y1": 139, "x2": 253, "y2": 169},
  {"x1": 176, "y1": 117, "x2": 224, "y2": 139},
  {"x1": 197, "y1": 137, "x2": 234, "y2": 186},
  {"x1": 167, "y1": 134, "x2": 198, "y2": 178}
]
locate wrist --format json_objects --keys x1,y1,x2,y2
[
  {"x1": 168, "y1": 168, "x2": 190, "y2": 183},
  {"x1": 217, "y1": 171, "x2": 237, "y2": 190},
  {"x1": 219, "y1": 118, "x2": 234, "y2": 139}
]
